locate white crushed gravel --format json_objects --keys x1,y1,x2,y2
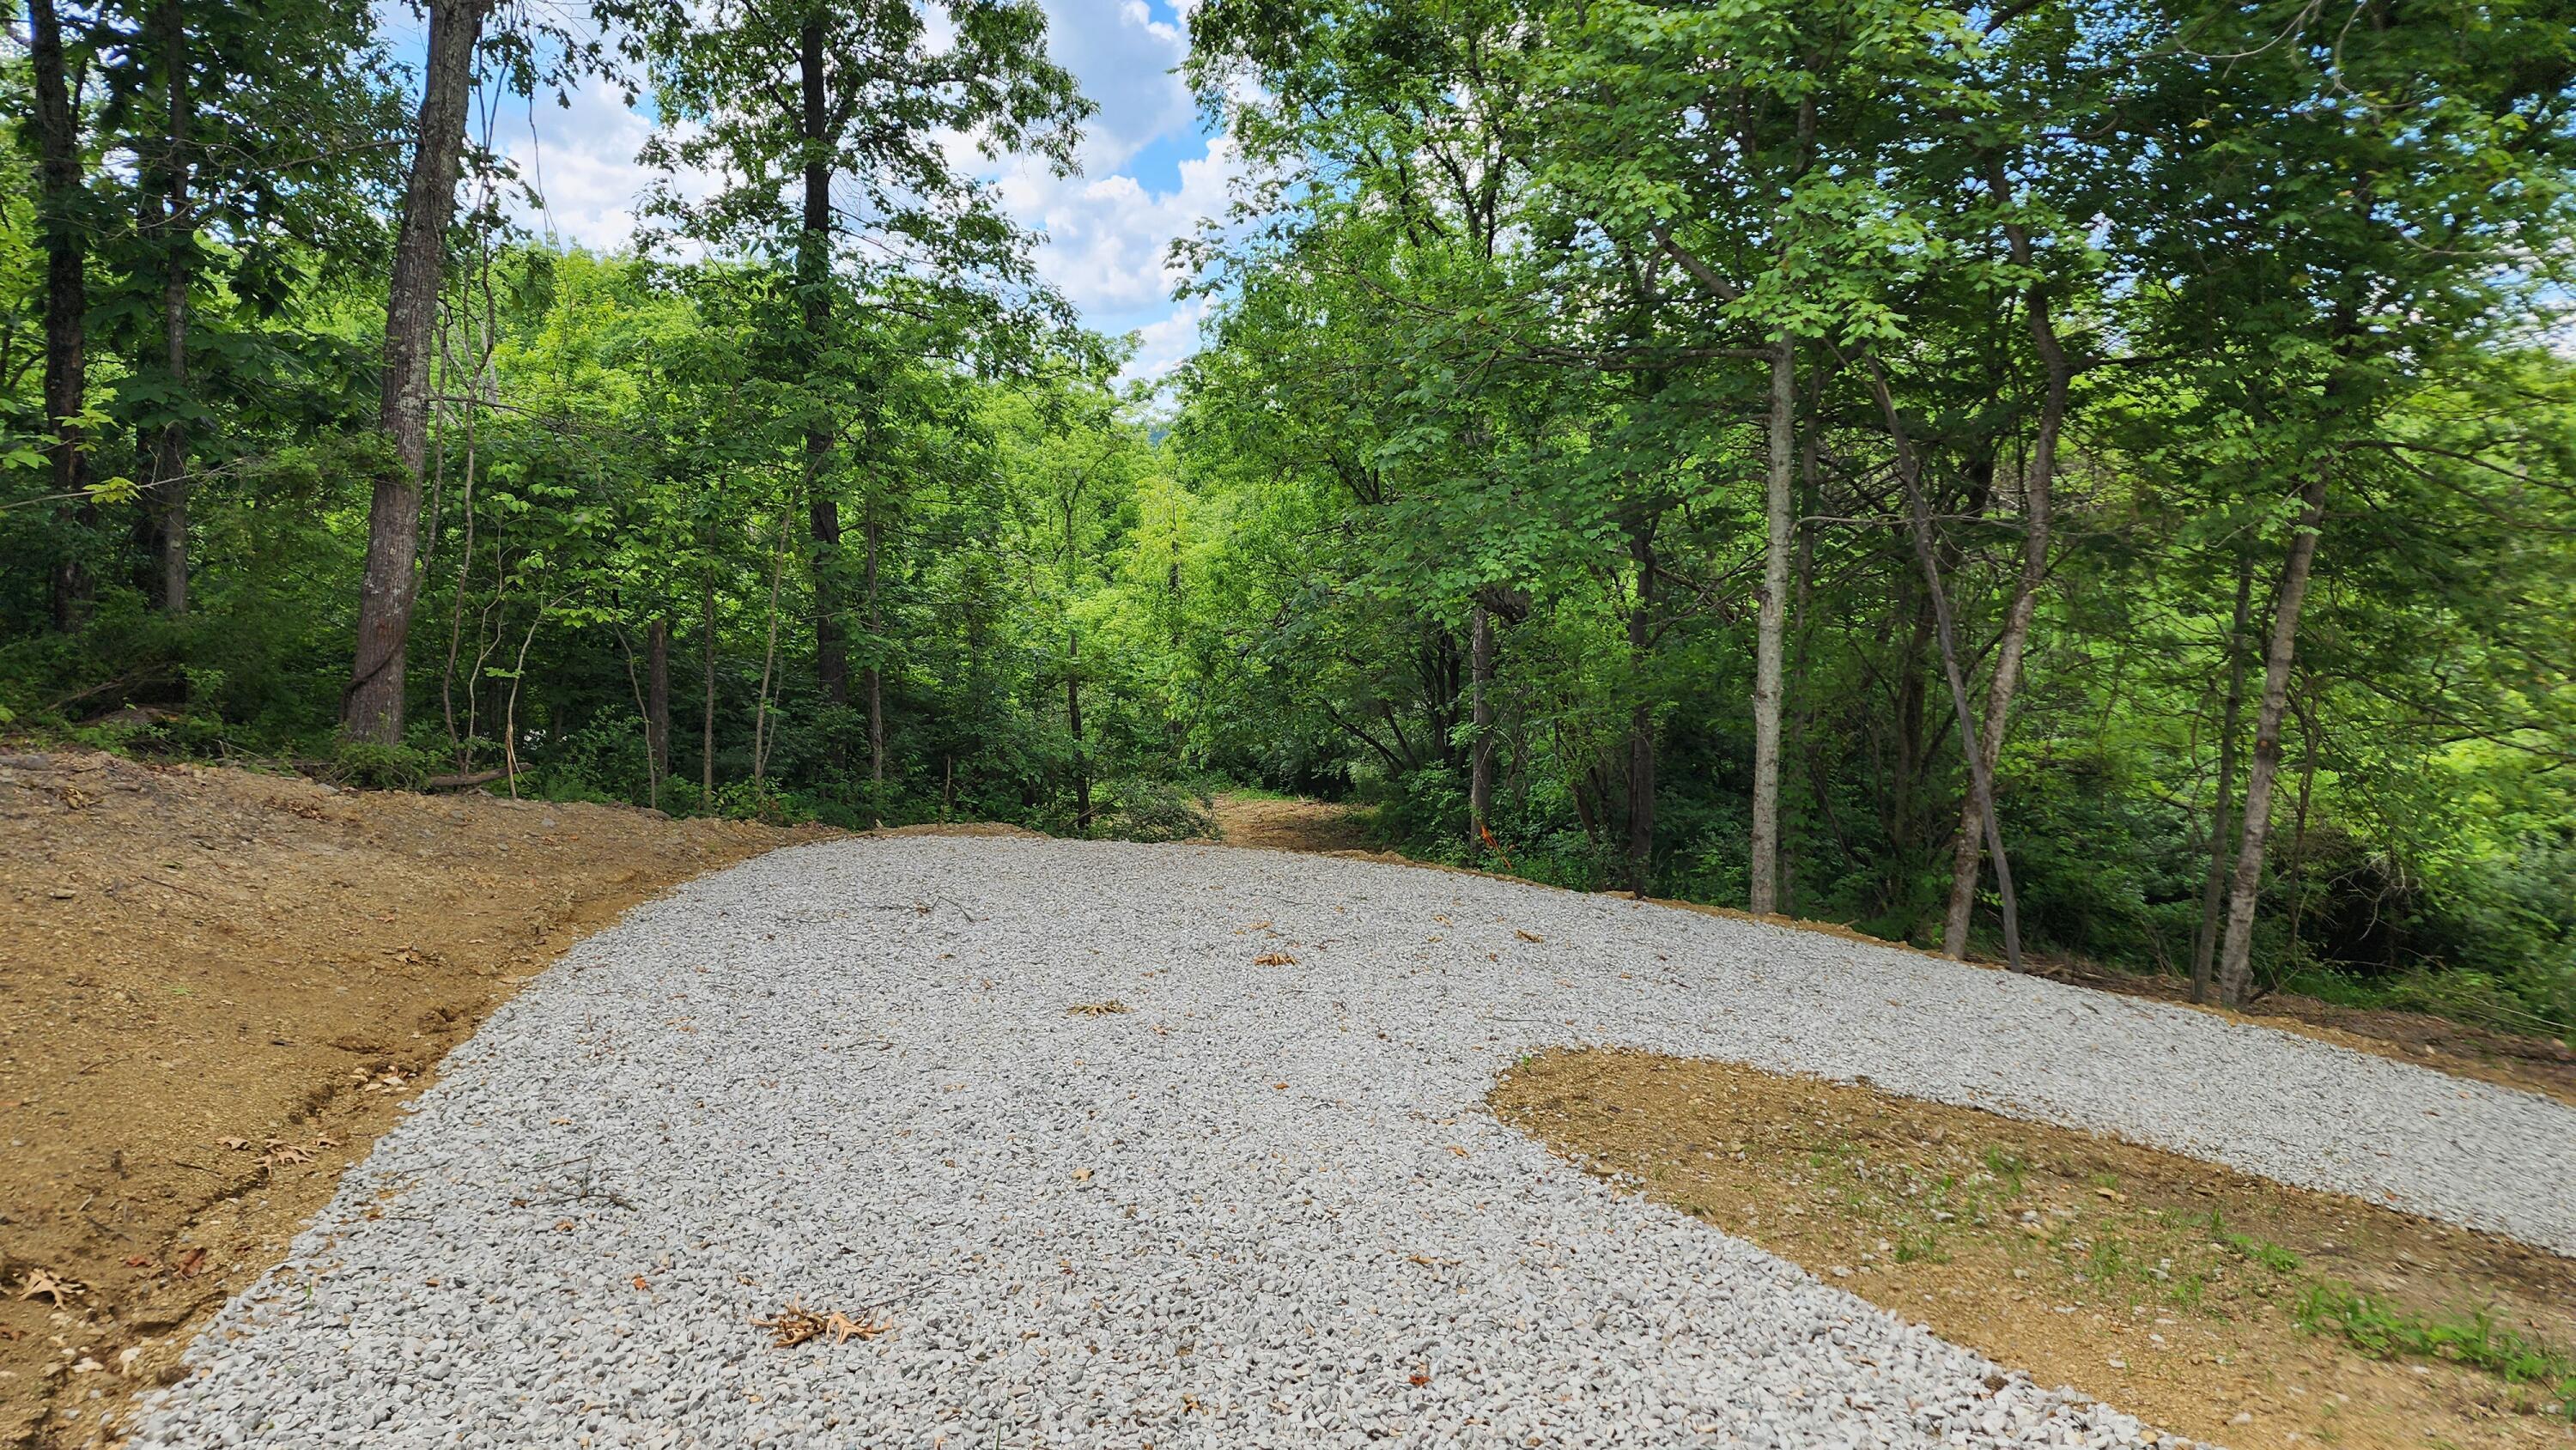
[{"x1": 125, "y1": 837, "x2": 2576, "y2": 1448}]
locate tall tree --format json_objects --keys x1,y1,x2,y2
[
  {"x1": 343, "y1": 0, "x2": 490, "y2": 742},
  {"x1": 640, "y1": 0, "x2": 1090, "y2": 704},
  {"x1": 23, "y1": 0, "x2": 92, "y2": 629}
]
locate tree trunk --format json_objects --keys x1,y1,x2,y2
[
  {"x1": 1066, "y1": 630, "x2": 1090, "y2": 832},
  {"x1": 1625, "y1": 513, "x2": 1656, "y2": 897},
  {"x1": 799, "y1": 17, "x2": 848, "y2": 705},
  {"x1": 1861, "y1": 363, "x2": 2025, "y2": 971},
  {"x1": 2215, "y1": 476, "x2": 2330, "y2": 1006},
  {"x1": 2190, "y1": 553, "x2": 2255, "y2": 1003},
  {"x1": 1748, "y1": 333, "x2": 1795, "y2": 913},
  {"x1": 1468, "y1": 600, "x2": 1493, "y2": 857},
  {"x1": 1783, "y1": 403, "x2": 1823, "y2": 916},
  {"x1": 144, "y1": 0, "x2": 193, "y2": 616},
  {"x1": 646, "y1": 616, "x2": 671, "y2": 809},
  {"x1": 346, "y1": 0, "x2": 487, "y2": 742},
  {"x1": 751, "y1": 515, "x2": 788, "y2": 787},
  {"x1": 864, "y1": 500, "x2": 884, "y2": 786},
  {"x1": 27, "y1": 0, "x2": 92, "y2": 631},
  {"x1": 1942, "y1": 279, "x2": 2067, "y2": 960},
  {"x1": 701, "y1": 568, "x2": 717, "y2": 799}
]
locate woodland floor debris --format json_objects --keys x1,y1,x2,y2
[{"x1": 0, "y1": 748, "x2": 819, "y2": 1448}]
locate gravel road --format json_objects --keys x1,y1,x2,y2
[{"x1": 126, "y1": 837, "x2": 2576, "y2": 1447}]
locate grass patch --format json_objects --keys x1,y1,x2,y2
[
  {"x1": 2225, "y1": 1232, "x2": 2302, "y2": 1274},
  {"x1": 1493, "y1": 1047, "x2": 2576, "y2": 1450},
  {"x1": 2295, "y1": 1284, "x2": 2576, "y2": 1419}
]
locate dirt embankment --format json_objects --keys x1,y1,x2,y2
[{"x1": 0, "y1": 750, "x2": 822, "y2": 1447}]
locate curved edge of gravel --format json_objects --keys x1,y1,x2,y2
[{"x1": 1128, "y1": 836, "x2": 2576, "y2": 1259}]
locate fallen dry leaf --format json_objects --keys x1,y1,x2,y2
[
  {"x1": 823, "y1": 1309, "x2": 890, "y2": 1345},
  {"x1": 258, "y1": 1141, "x2": 316, "y2": 1171},
  {"x1": 173, "y1": 1247, "x2": 208, "y2": 1278},
  {"x1": 17, "y1": 1270, "x2": 77, "y2": 1305},
  {"x1": 1066, "y1": 1001, "x2": 1128, "y2": 1016},
  {"x1": 1410, "y1": 1373, "x2": 1431, "y2": 1387},
  {"x1": 1252, "y1": 952, "x2": 1296, "y2": 967},
  {"x1": 1515, "y1": 929, "x2": 1544, "y2": 943},
  {"x1": 216, "y1": 1136, "x2": 248, "y2": 1150},
  {"x1": 754, "y1": 1298, "x2": 829, "y2": 1349}
]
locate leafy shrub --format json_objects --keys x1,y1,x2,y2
[
  {"x1": 327, "y1": 740, "x2": 432, "y2": 790},
  {"x1": 1094, "y1": 775, "x2": 1215, "y2": 842}
]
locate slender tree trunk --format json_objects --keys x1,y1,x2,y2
[
  {"x1": 2190, "y1": 553, "x2": 2255, "y2": 1003},
  {"x1": 346, "y1": 0, "x2": 488, "y2": 742},
  {"x1": 799, "y1": 17, "x2": 848, "y2": 705},
  {"x1": 701, "y1": 567, "x2": 717, "y2": 799},
  {"x1": 864, "y1": 500, "x2": 884, "y2": 786},
  {"x1": 1067, "y1": 630, "x2": 1090, "y2": 832},
  {"x1": 1748, "y1": 333, "x2": 1795, "y2": 913},
  {"x1": 1468, "y1": 600, "x2": 1494, "y2": 857},
  {"x1": 1783, "y1": 403, "x2": 1823, "y2": 916},
  {"x1": 1860, "y1": 363, "x2": 2025, "y2": 971},
  {"x1": 752, "y1": 514, "x2": 788, "y2": 788},
  {"x1": 142, "y1": 0, "x2": 193, "y2": 616},
  {"x1": 2215, "y1": 475, "x2": 2330, "y2": 1006},
  {"x1": 2275, "y1": 691, "x2": 2322, "y2": 994},
  {"x1": 1942, "y1": 282, "x2": 2067, "y2": 959},
  {"x1": 500, "y1": 610, "x2": 540, "y2": 800},
  {"x1": 646, "y1": 616, "x2": 671, "y2": 809},
  {"x1": 439, "y1": 403, "x2": 481, "y2": 767},
  {"x1": 27, "y1": 0, "x2": 92, "y2": 631},
  {"x1": 1626, "y1": 513, "x2": 1656, "y2": 897}
]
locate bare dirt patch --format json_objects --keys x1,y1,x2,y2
[
  {"x1": 0, "y1": 749, "x2": 823, "y2": 1447},
  {"x1": 1207, "y1": 793, "x2": 1378, "y2": 854},
  {"x1": 1492, "y1": 1048, "x2": 2576, "y2": 1450}
]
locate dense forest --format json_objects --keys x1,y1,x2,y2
[{"x1": 4, "y1": 0, "x2": 2573, "y2": 1034}]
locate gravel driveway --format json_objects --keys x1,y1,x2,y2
[{"x1": 127, "y1": 837, "x2": 2576, "y2": 1447}]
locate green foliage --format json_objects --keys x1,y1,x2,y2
[
  {"x1": 327, "y1": 740, "x2": 430, "y2": 791},
  {"x1": 2294, "y1": 1283, "x2": 2576, "y2": 1417},
  {"x1": 1091, "y1": 777, "x2": 1216, "y2": 844},
  {"x1": 2, "y1": 0, "x2": 2572, "y2": 1053}
]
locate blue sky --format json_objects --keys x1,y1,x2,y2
[{"x1": 431, "y1": 0, "x2": 1231, "y2": 385}]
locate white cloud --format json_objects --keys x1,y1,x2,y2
[
  {"x1": 492, "y1": 0, "x2": 1225, "y2": 378},
  {"x1": 1126, "y1": 294, "x2": 1212, "y2": 385},
  {"x1": 1041, "y1": 0, "x2": 1196, "y2": 172},
  {"x1": 999, "y1": 133, "x2": 1238, "y2": 317},
  {"x1": 496, "y1": 78, "x2": 659, "y2": 253}
]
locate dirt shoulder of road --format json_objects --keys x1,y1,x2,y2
[
  {"x1": 1206, "y1": 793, "x2": 2576, "y2": 1109},
  {"x1": 1495, "y1": 1048, "x2": 2576, "y2": 1450},
  {"x1": 0, "y1": 749, "x2": 827, "y2": 1448}
]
